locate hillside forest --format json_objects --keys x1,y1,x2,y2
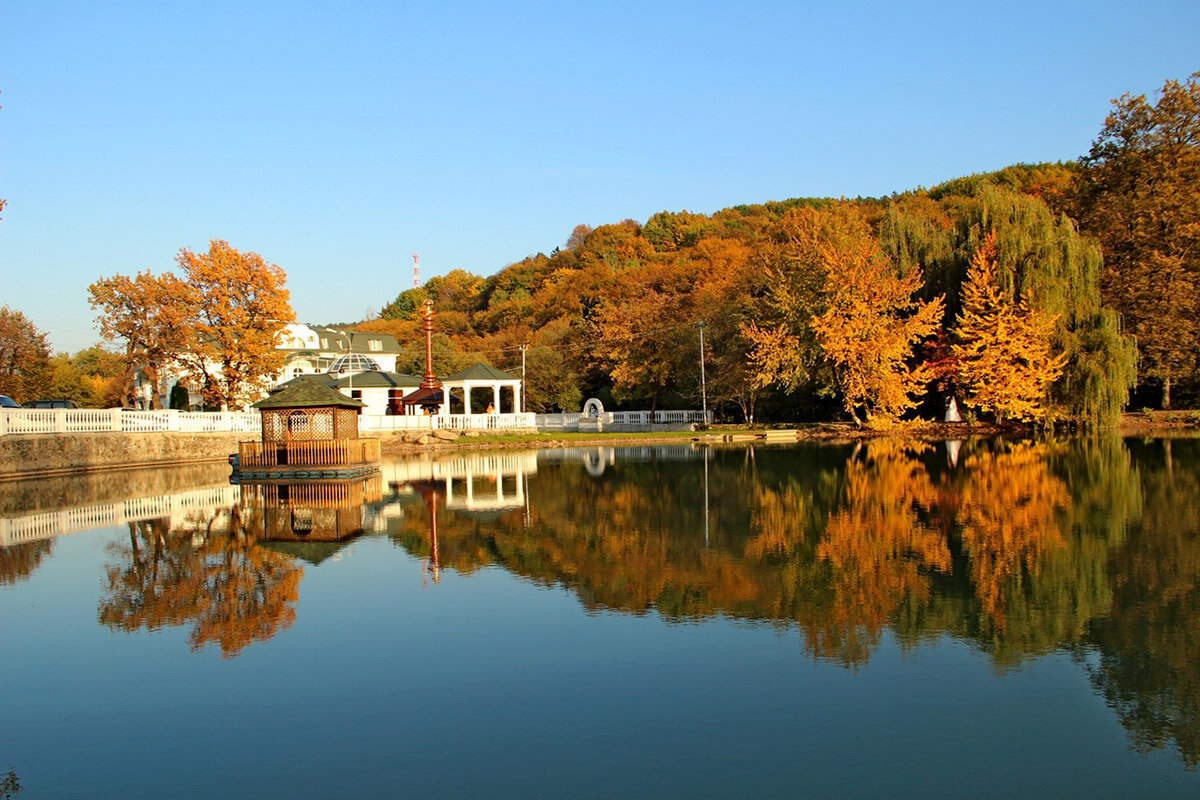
[
  {"x1": 352, "y1": 73, "x2": 1197, "y2": 427},
  {"x1": 2, "y1": 73, "x2": 1196, "y2": 426}
]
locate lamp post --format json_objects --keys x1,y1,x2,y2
[{"x1": 336, "y1": 330, "x2": 354, "y2": 395}]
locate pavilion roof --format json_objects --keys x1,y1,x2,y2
[
  {"x1": 443, "y1": 362, "x2": 518, "y2": 382},
  {"x1": 332, "y1": 370, "x2": 422, "y2": 389}
]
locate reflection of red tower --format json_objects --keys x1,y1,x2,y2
[
  {"x1": 427, "y1": 490, "x2": 441, "y2": 585},
  {"x1": 420, "y1": 299, "x2": 439, "y2": 390},
  {"x1": 410, "y1": 480, "x2": 443, "y2": 585}
]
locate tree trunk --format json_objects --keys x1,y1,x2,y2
[{"x1": 1163, "y1": 373, "x2": 1172, "y2": 410}]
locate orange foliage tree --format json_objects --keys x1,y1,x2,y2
[
  {"x1": 809, "y1": 232, "x2": 942, "y2": 426},
  {"x1": 171, "y1": 240, "x2": 294, "y2": 409},
  {"x1": 89, "y1": 271, "x2": 190, "y2": 408},
  {"x1": 950, "y1": 234, "x2": 1066, "y2": 422}
]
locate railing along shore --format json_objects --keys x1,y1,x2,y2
[
  {"x1": 0, "y1": 408, "x2": 261, "y2": 436},
  {"x1": 238, "y1": 437, "x2": 381, "y2": 468}
]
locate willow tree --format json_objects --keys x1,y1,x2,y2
[{"x1": 880, "y1": 184, "x2": 1136, "y2": 426}]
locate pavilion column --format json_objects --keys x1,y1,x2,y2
[
  {"x1": 492, "y1": 385, "x2": 500, "y2": 413},
  {"x1": 513, "y1": 383, "x2": 522, "y2": 414},
  {"x1": 463, "y1": 382, "x2": 472, "y2": 415}
]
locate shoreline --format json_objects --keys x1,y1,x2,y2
[{"x1": 377, "y1": 412, "x2": 1200, "y2": 455}]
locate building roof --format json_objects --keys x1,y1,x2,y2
[
  {"x1": 332, "y1": 370, "x2": 422, "y2": 389},
  {"x1": 327, "y1": 353, "x2": 382, "y2": 374},
  {"x1": 306, "y1": 326, "x2": 403, "y2": 355},
  {"x1": 443, "y1": 362, "x2": 519, "y2": 383},
  {"x1": 254, "y1": 376, "x2": 365, "y2": 409}
]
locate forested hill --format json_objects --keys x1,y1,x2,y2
[{"x1": 352, "y1": 74, "x2": 1198, "y2": 426}]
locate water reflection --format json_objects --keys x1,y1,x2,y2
[{"x1": 3, "y1": 437, "x2": 1200, "y2": 766}]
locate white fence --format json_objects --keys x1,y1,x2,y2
[
  {"x1": 0, "y1": 408, "x2": 262, "y2": 436},
  {"x1": 0, "y1": 484, "x2": 238, "y2": 546},
  {"x1": 359, "y1": 413, "x2": 537, "y2": 432},
  {"x1": 534, "y1": 410, "x2": 712, "y2": 430},
  {"x1": 610, "y1": 410, "x2": 711, "y2": 425}
]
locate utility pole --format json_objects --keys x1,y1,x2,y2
[{"x1": 697, "y1": 321, "x2": 708, "y2": 424}]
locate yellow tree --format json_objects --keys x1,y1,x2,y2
[
  {"x1": 172, "y1": 240, "x2": 295, "y2": 409},
  {"x1": 809, "y1": 233, "x2": 943, "y2": 425},
  {"x1": 951, "y1": 234, "x2": 1066, "y2": 422}
]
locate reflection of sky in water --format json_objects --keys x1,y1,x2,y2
[{"x1": 1, "y1": 441, "x2": 1200, "y2": 797}]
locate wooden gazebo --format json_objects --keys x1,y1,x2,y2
[{"x1": 235, "y1": 377, "x2": 380, "y2": 477}]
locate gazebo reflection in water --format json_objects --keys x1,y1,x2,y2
[{"x1": 239, "y1": 475, "x2": 384, "y2": 543}]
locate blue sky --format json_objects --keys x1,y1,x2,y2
[{"x1": 2, "y1": 0, "x2": 1197, "y2": 354}]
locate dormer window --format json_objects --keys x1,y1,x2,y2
[
  {"x1": 369, "y1": 339, "x2": 382, "y2": 351},
  {"x1": 321, "y1": 338, "x2": 329, "y2": 349}
]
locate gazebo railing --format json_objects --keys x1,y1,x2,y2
[{"x1": 238, "y1": 438, "x2": 381, "y2": 468}]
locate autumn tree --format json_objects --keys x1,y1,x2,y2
[
  {"x1": 743, "y1": 206, "x2": 846, "y2": 395},
  {"x1": 881, "y1": 183, "x2": 1136, "y2": 427},
  {"x1": 1076, "y1": 72, "x2": 1200, "y2": 406},
  {"x1": 810, "y1": 231, "x2": 942, "y2": 426},
  {"x1": 950, "y1": 235, "x2": 1066, "y2": 422},
  {"x1": 746, "y1": 204, "x2": 941, "y2": 425},
  {"x1": 171, "y1": 240, "x2": 294, "y2": 409},
  {"x1": 88, "y1": 271, "x2": 189, "y2": 408},
  {"x1": 0, "y1": 306, "x2": 52, "y2": 403}
]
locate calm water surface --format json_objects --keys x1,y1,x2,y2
[{"x1": 2, "y1": 438, "x2": 1199, "y2": 798}]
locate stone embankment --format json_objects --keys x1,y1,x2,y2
[{"x1": 0, "y1": 432, "x2": 247, "y2": 481}]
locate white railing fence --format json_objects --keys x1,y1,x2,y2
[
  {"x1": 0, "y1": 408, "x2": 262, "y2": 436},
  {"x1": 534, "y1": 410, "x2": 712, "y2": 430},
  {"x1": 359, "y1": 412, "x2": 537, "y2": 432}
]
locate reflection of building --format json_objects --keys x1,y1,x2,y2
[
  {"x1": 240, "y1": 475, "x2": 385, "y2": 542},
  {"x1": 381, "y1": 452, "x2": 537, "y2": 513}
]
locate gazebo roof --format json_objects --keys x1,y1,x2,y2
[
  {"x1": 443, "y1": 362, "x2": 519, "y2": 383},
  {"x1": 269, "y1": 373, "x2": 337, "y2": 394},
  {"x1": 255, "y1": 377, "x2": 365, "y2": 410},
  {"x1": 401, "y1": 386, "x2": 445, "y2": 406},
  {"x1": 332, "y1": 370, "x2": 422, "y2": 389}
]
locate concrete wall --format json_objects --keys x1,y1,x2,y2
[{"x1": 0, "y1": 432, "x2": 250, "y2": 481}]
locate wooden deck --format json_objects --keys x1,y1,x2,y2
[{"x1": 238, "y1": 438, "x2": 381, "y2": 469}]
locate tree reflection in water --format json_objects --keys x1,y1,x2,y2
[
  {"x1": 381, "y1": 439, "x2": 1198, "y2": 766},
  {"x1": 0, "y1": 541, "x2": 53, "y2": 586},
  {"x1": 79, "y1": 438, "x2": 1200, "y2": 766},
  {"x1": 98, "y1": 512, "x2": 302, "y2": 658}
]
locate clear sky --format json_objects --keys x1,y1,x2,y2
[{"x1": 2, "y1": 0, "x2": 1197, "y2": 354}]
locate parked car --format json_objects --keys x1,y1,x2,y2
[
  {"x1": 22, "y1": 398, "x2": 81, "y2": 409},
  {"x1": 0, "y1": 395, "x2": 19, "y2": 408}
]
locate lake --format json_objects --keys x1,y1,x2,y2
[{"x1": 2, "y1": 437, "x2": 1199, "y2": 798}]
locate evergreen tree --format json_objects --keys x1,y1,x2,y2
[{"x1": 950, "y1": 235, "x2": 1066, "y2": 423}]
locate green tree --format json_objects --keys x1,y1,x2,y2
[{"x1": 881, "y1": 184, "x2": 1136, "y2": 426}]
